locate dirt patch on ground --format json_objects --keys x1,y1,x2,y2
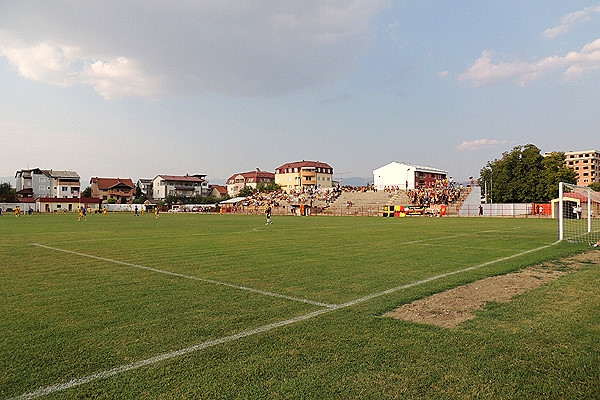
[{"x1": 383, "y1": 251, "x2": 600, "y2": 328}]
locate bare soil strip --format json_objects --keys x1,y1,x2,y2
[{"x1": 383, "y1": 251, "x2": 600, "y2": 328}]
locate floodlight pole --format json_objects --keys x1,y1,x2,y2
[{"x1": 490, "y1": 171, "x2": 493, "y2": 204}]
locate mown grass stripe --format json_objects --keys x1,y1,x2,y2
[
  {"x1": 32, "y1": 244, "x2": 336, "y2": 308},
  {"x1": 12, "y1": 240, "x2": 558, "y2": 400}
]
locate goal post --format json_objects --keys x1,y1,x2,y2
[{"x1": 558, "y1": 182, "x2": 600, "y2": 243}]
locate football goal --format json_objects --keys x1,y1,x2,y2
[{"x1": 558, "y1": 182, "x2": 600, "y2": 244}]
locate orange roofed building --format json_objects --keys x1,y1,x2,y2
[
  {"x1": 274, "y1": 161, "x2": 333, "y2": 192},
  {"x1": 564, "y1": 150, "x2": 600, "y2": 186},
  {"x1": 90, "y1": 177, "x2": 135, "y2": 203},
  {"x1": 227, "y1": 170, "x2": 275, "y2": 196}
]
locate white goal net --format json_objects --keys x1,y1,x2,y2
[{"x1": 558, "y1": 182, "x2": 600, "y2": 244}]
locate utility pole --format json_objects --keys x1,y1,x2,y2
[{"x1": 335, "y1": 172, "x2": 350, "y2": 187}]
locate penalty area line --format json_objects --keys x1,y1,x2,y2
[
  {"x1": 32, "y1": 244, "x2": 335, "y2": 309},
  {"x1": 13, "y1": 240, "x2": 558, "y2": 400}
]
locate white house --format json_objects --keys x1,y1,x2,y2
[
  {"x1": 50, "y1": 170, "x2": 81, "y2": 198},
  {"x1": 152, "y1": 174, "x2": 209, "y2": 200},
  {"x1": 373, "y1": 162, "x2": 448, "y2": 190}
]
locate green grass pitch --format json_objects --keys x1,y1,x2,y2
[{"x1": 1, "y1": 213, "x2": 599, "y2": 399}]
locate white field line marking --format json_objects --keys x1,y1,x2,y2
[
  {"x1": 44, "y1": 224, "x2": 523, "y2": 245},
  {"x1": 45, "y1": 229, "x2": 261, "y2": 244},
  {"x1": 10, "y1": 240, "x2": 559, "y2": 400},
  {"x1": 336, "y1": 240, "x2": 560, "y2": 308},
  {"x1": 7, "y1": 308, "x2": 334, "y2": 400},
  {"x1": 414, "y1": 243, "x2": 528, "y2": 252},
  {"x1": 32, "y1": 244, "x2": 335, "y2": 309},
  {"x1": 399, "y1": 227, "x2": 522, "y2": 245}
]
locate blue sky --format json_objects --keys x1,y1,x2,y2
[{"x1": 1, "y1": 1, "x2": 599, "y2": 186}]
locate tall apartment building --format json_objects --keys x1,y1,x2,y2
[
  {"x1": 564, "y1": 150, "x2": 600, "y2": 186},
  {"x1": 274, "y1": 161, "x2": 333, "y2": 192}
]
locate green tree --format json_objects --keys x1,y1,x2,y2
[
  {"x1": 0, "y1": 182, "x2": 17, "y2": 202},
  {"x1": 589, "y1": 182, "x2": 600, "y2": 192},
  {"x1": 256, "y1": 181, "x2": 281, "y2": 192},
  {"x1": 266, "y1": 181, "x2": 282, "y2": 192},
  {"x1": 237, "y1": 186, "x2": 256, "y2": 197},
  {"x1": 479, "y1": 145, "x2": 576, "y2": 203},
  {"x1": 541, "y1": 152, "x2": 577, "y2": 200},
  {"x1": 134, "y1": 183, "x2": 143, "y2": 200},
  {"x1": 81, "y1": 186, "x2": 92, "y2": 197},
  {"x1": 133, "y1": 195, "x2": 147, "y2": 204}
]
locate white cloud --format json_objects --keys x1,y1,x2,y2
[
  {"x1": 542, "y1": 5, "x2": 600, "y2": 39},
  {"x1": 437, "y1": 70, "x2": 449, "y2": 79},
  {"x1": 0, "y1": 40, "x2": 164, "y2": 99},
  {"x1": 458, "y1": 38, "x2": 600, "y2": 86},
  {"x1": 457, "y1": 139, "x2": 510, "y2": 151},
  {"x1": 0, "y1": 1, "x2": 389, "y2": 99}
]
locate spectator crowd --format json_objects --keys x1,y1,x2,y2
[{"x1": 407, "y1": 180, "x2": 461, "y2": 206}]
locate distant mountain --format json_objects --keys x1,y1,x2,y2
[
  {"x1": 340, "y1": 177, "x2": 372, "y2": 187},
  {"x1": 209, "y1": 178, "x2": 227, "y2": 186}
]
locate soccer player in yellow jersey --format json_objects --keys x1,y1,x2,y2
[
  {"x1": 155, "y1": 207, "x2": 160, "y2": 218},
  {"x1": 15, "y1": 206, "x2": 20, "y2": 218},
  {"x1": 78, "y1": 207, "x2": 86, "y2": 221},
  {"x1": 103, "y1": 207, "x2": 107, "y2": 216}
]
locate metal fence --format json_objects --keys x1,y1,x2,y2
[
  {"x1": 0, "y1": 202, "x2": 40, "y2": 212},
  {"x1": 459, "y1": 203, "x2": 551, "y2": 217}
]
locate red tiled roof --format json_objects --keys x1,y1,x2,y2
[
  {"x1": 91, "y1": 177, "x2": 135, "y2": 190},
  {"x1": 157, "y1": 175, "x2": 204, "y2": 182},
  {"x1": 37, "y1": 197, "x2": 101, "y2": 203},
  {"x1": 226, "y1": 171, "x2": 275, "y2": 183},
  {"x1": 275, "y1": 161, "x2": 333, "y2": 173}
]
